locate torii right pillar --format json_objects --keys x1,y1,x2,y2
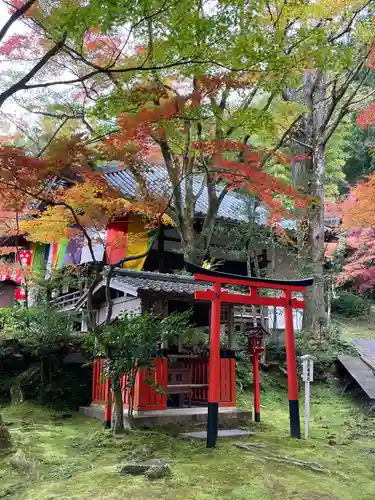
[{"x1": 284, "y1": 290, "x2": 300, "y2": 438}]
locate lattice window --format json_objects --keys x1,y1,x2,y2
[
  {"x1": 142, "y1": 298, "x2": 168, "y2": 317},
  {"x1": 220, "y1": 303, "x2": 230, "y2": 322}
]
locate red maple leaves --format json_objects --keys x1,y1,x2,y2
[
  {"x1": 337, "y1": 174, "x2": 375, "y2": 291},
  {"x1": 357, "y1": 104, "x2": 375, "y2": 129},
  {"x1": 338, "y1": 227, "x2": 375, "y2": 292}
]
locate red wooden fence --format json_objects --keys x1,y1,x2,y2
[
  {"x1": 92, "y1": 358, "x2": 106, "y2": 404},
  {"x1": 219, "y1": 358, "x2": 236, "y2": 407},
  {"x1": 184, "y1": 357, "x2": 208, "y2": 403},
  {"x1": 92, "y1": 356, "x2": 236, "y2": 409},
  {"x1": 133, "y1": 358, "x2": 168, "y2": 411}
]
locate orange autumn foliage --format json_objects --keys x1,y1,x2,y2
[
  {"x1": 20, "y1": 180, "x2": 173, "y2": 244},
  {"x1": 338, "y1": 174, "x2": 375, "y2": 291},
  {"x1": 342, "y1": 174, "x2": 375, "y2": 229},
  {"x1": 0, "y1": 139, "x2": 173, "y2": 248}
]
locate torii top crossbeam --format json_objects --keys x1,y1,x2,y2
[
  {"x1": 186, "y1": 262, "x2": 313, "y2": 307},
  {"x1": 185, "y1": 263, "x2": 314, "y2": 448}
]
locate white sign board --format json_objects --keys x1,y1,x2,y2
[
  {"x1": 301, "y1": 356, "x2": 314, "y2": 382},
  {"x1": 300, "y1": 354, "x2": 316, "y2": 439}
]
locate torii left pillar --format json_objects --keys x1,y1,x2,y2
[{"x1": 207, "y1": 282, "x2": 221, "y2": 448}]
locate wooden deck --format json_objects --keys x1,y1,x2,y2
[{"x1": 338, "y1": 354, "x2": 375, "y2": 399}]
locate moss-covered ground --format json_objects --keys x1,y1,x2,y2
[{"x1": 1, "y1": 380, "x2": 374, "y2": 500}]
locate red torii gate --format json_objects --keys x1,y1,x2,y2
[{"x1": 187, "y1": 263, "x2": 313, "y2": 449}]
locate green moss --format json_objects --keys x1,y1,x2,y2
[
  {"x1": 336, "y1": 315, "x2": 375, "y2": 341},
  {"x1": 1, "y1": 384, "x2": 375, "y2": 500}
]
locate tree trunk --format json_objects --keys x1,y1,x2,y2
[
  {"x1": 270, "y1": 237, "x2": 278, "y2": 334},
  {"x1": 127, "y1": 376, "x2": 136, "y2": 431},
  {"x1": 184, "y1": 246, "x2": 205, "y2": 266},
  {"x1": 112, "y1": 378, "x2": 125, "y2": 434},
  {"x1": 290, "y1": 72, "x2": 327, "y2": 336},
  {"x1": 0, "y1": 414, "x2": 12, "y2": 451},
  {"x1": 327, "y1": 278, "x2": 332, "y2": 328},
  {"x1": 301, "y1": 143, "x2": 326, "y2": 334},
  {"x1": 10, "y1": 380, "x2": 24, "y2": 405}
]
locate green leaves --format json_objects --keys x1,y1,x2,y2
[
  {"x1": 0, "y1": 305, "x2": 76, "y2": 356},
  {"x1": 89, "y1": 310, "x2": 192, "y2": 379}
]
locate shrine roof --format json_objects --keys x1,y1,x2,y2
[
  {"x1": 103, "y1": 165, "x2": 335, "y2": 231},
  {"x1": 112, "y1": 268, "x2": 211, "y2": 296},
  {"x1": 104, "y1": 166, "x2": 271, "y2": 226}
]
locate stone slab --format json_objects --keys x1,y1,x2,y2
[
  {"x1": 181, "y1": 429, "x2": 254, "y2": 440},
  {"x1": 79, "y1": 405, "x2": 251, "y2": 429}
]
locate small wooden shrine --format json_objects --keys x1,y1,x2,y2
[{"x1": 89, "y1": 265, "x2": 313, "y2": 449}]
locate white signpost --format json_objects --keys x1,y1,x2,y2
[{"x1": 300, "y1": 354, "x2": 316, "y2": 439}]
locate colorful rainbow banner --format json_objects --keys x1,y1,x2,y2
[
  {"x1": 46, "y1": 241, "x2": 69, "y2": 273},
  {"x1": 30, "y1": 243, "x2": 49, "y2": 274},
  {"x1": 106, "y1": 214, "x2": 155, "y2": 270},
  {"x1": 39, "y1": 215, "x2": 154, "y2": 272},
  {"x1": 64, "y1": 234, "x2": 84, "y2": 265}
]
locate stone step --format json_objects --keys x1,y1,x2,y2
[{"x1": 181, "y1": 429, "x2": 255, "y2": 440}]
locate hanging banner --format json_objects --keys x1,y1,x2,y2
[
  {"x1": 105, "y1": 214, "x2": 154, "y2": 270},
  {"x1": 106, "y1": 219, "x2": 128, "y2": 265},
  {"x1": 63, "y1": 234, "x2": 84, "y2": 265},
  {"x1": 15, "y1": 287, "x2": 26, "y2": 300},
  {"x1": 14, "y1": 249, "x2": 33, "y2": 301},
  {"x1": 17, "y1": 250, "x2": 32, "y2": 267},
  {"x1": 125, "y1": 215, "x2": 155, "y2": 271},
  {"x1": 54, "y1": 239, "x2": 69, "y2": 269},
  {"x1": 30, "y1": 243, "x2": 48, "y2": 275},
  {"x1": 32, "y1": 214, "x2": 154, "y2": 272}
]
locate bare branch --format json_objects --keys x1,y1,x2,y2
[
  {"x1": 0, "y1": 0, "x2": 36, "y2": 43},
  {"x1": 0, "y1": 33, "x2": 67, "y2": 109},
  {"x1": 262, "y1": 115, "x2": 305, "y2": 165},
  {"x1": 320, "y1": 59, "x2": 370, "y2": 133},
  {"x1": 323, "y1": 68, "x2": 372, "y2": 145},
  {"x1": 0, "y1": 109, "x2": 39, "y2": 147},
  {"x1": 349, "y1": 88, "x2": 375, "y2": 107},
  {"x1": 36, "y1": 118, "x2": 69, "y2": 158},
  {"x1": 328, "y1": 0, "x2": 373, "y2": 43}
]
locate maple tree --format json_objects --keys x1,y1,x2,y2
[
  {"x1": 104, "y1": 75, "x2": 309, "y2": 265},
  {"x1": 0, "y1": 0, "x2": 282, "y2": 121},
  {"x1": 0, "y1": 141, "x2": 174, "y2": 432},
  {"x1": 0, "y1": 137, "x2": 171, "y2": 287},
  {"x1": 339, "y1": 227, "x2": 375, "y2": 292},
  {"x1": 70, "y1": 0, "x2": 375, "y2": 335},
  {"x1": 1, "y1": 0, "x2": 374, "y2": 338},
  {"x1": 339, "y1": 174, "x2": 375, "y2": 292}
]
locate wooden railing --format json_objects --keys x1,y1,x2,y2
[
  {"x1": 92, "y1": 356, "x2": 236, "y2": 410},
  {"x1": 51, "y1": 290, "x2": 82, "y2": 310}
]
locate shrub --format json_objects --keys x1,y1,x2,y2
[
  {"x1": 331, "y1": 291, "x2": 371, "y2": 318},
  {"x1": 266, "y1": 323, "x2": 357, "y2": 381}
]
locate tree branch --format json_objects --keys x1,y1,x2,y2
[
  {"x1": 349, "y1": 88, "x2": 375, "y2": 107},
  {"x1": 328, "y1": 0, "x2": 373, "y2": 43},
  {"x1": 262, "y1": 115, "x2": 305, "y2": 165},
  {"x1": 36, "y1": 118, "x2": 69, "y2": 158},
  {"x1": 0, "y1": 0, "x2": 36, "y2": 43},
  {"x1": 0, "y1": 33, "x2": 67, "y2": 109},
  {"x1": 322, "y1": 68, "x2": 372, "y2": 145}
]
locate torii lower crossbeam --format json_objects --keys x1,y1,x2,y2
[{"x1": 186, "y1": 263, "x2": 314, "y2": 449}]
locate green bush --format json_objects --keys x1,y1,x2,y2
[
  {"x1": 266, "y1": 324, "x2": 357, "y2": 381},
  {"x1": 331, "y1": 291, "x2": 371, "y2": 318},
  {"x1": 0, "y1": 306, "x2": 92, "y2": 410}
]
